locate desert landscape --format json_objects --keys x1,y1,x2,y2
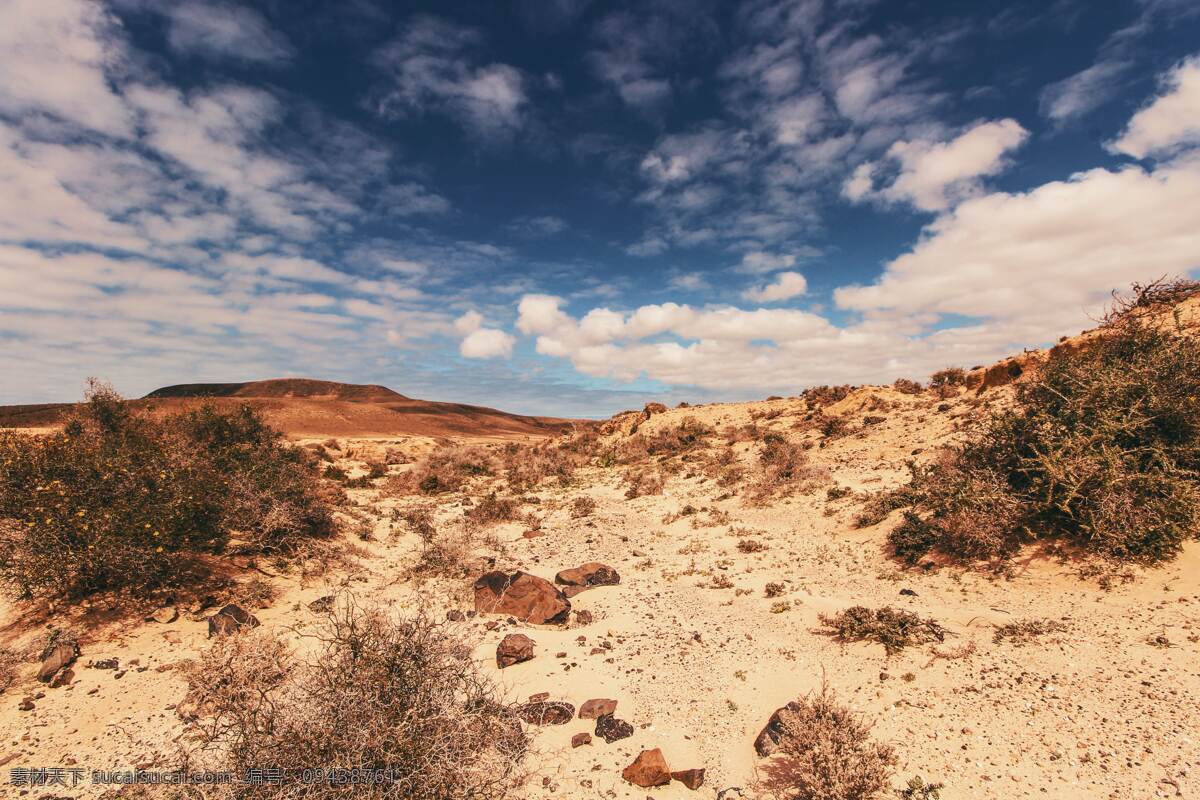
[{"x1": 1, "y1": 285, "x2": 1197, "y2": 799}]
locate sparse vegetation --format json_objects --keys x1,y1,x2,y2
[
  {"x1": 465, "y1": 493, "x2": 523, "y2": 526},
  {"x1": 896, "y1": 776, "x2": 943, "y2": 799},
  {"x1": 820, "y1": 606, "x2": 947, "y2": 654},
  {"x1": 182, "y1": 602, "x2": 526, "y2": 799},
  {"x1": 992, "y1": 618, "x2": 1069, "y2": 645},
  {"x1": 391, "y1": 445, "x2": 499, "y2": 495},
  {"x1": 570, "y1": 495, "x2": 597, "y2": 518},
  {"x1": 747, "y1": 436, "x2": 822, "y2": 503},
  {"x1": 769, "y1": 682, "x2": 896, "y2": 800},
  {"x1": 0, "y1": 383, "x2": 334, "y2": 599},
  {"x1": 891, "y1": 281, "x2": 1200, "y2": 566},
  {"x1": 893, "y1": 378, "x2": 924, "y2": 395}
]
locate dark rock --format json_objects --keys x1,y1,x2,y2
[
  {"x1": 473, "y1": 571, "x2": 570, "y2": 625},
  {"x1": 595, "y1": 714, "x2": 633, "y2": 743},
  {"x1": 755, "y1": 701, "x2": 803, "y2": 757},
  {"x1": 571, "y1": 732, "x2": 592, "y2": 748},
  {"x1": 622, "y1": 748, "x2": 671, "y2": 787},
  {"x1": 446, "y1": 609, "x2": 465, "y2": 622},
  {"x1": 18, "y1": 698, "x2": 35, "y2": 711},
  {"x1": 207, "y1": 604, "x2": 260, "y2": 638},
  {"x1": 527, "y1": 692, "x2": 550, "y2": 703},
  {"x1": 37, "y1": 642, "x2": 79, "y2": 683},
  {"x1": 899, "y1": 588, "x2": 918, "y2": 597},
  {"x1": 672, "y1": 769, "x2": 706, "y2": 790},
  {"x1": 578, "y1": 698, "x2": 618, "y2": 719},
  {"x1": 555, "y1": 562, "x2": 620, "y2": 588},
  {"x1": 573, "y1": 609, "x2": 594, "y2": 625},
  {"x1": 90, "y1": 658, "x2": 118, "y2": 670},
  {"x1": 308, "y1": 595, "x2": 335, "y2": 613},
  {"x1": 49, "y1": 668, "x2": 74, "y2": 689},
  {"x1": 496, "y1": 633, "x2": 536, "y2": 668},
  {"x1": 517, "y1": 701, "x2": 574, "y2": 725}
]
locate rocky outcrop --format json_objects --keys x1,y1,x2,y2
[
  {"x1": 37, "y1": 642, "x2": 79, "y2": 684},
  {"x1": 754, "y1": 701, "x2": 802, "y2": 756},
  {"x1": 473, "y1": 571, "x2": 570, "y2": 624},
  {"x1": 207, "y1": 604, "x2": 260, "y2": 638}
]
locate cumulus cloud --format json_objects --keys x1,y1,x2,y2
[
  {"x1": 844, "y1": 119, "x2": 1029, "y2": 211},
  {"x1": 742, "y1": 271, "x2": 807, "y2": 302},
  {"x1": 1109, "y1": 56, "x2": 1200, "y2": 159},
  {"x1": 455, "y1": 310, "x2": 516, "y2": 358}
]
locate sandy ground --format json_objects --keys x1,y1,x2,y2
[{"x1": 1, "y1": 385, "x2": 1198, "y2": 799}]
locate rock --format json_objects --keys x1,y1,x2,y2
[
  {"x1": 562, "y1": 586, "x2": 590, "y2": 599},
  {"x1": 90, "y1": 658, "x2": 118, "y2": 670},
  {"x1": 528, "y1": 692, "x2": 550, "y2": 703},
  {"x1": 207, "y1": 604, "x2": 260, "y2": 638},
  {"x1": 571, "y1": 732, "x2": 592, "y2": 748},
  {"x1": 899, "y1": 588, "x2": 918, "y2": 597},
  {"x1": 49, "y1": 668, "x2": 74, "y2": 689},
  {"x1": 578, "y1": 698, "x2": 618, "y2": 719},
  {"x1": 622, "y1": 748, "x2": 671, "y2": 787},
  {"x1": 37, "y1": 643, "x2": 79, "y2": 683},
  {"x1": 521, "y1": 530, "x2": 544, "y2": 539},
  {"x1": 308, "y1": 595, "x2": 335, "y2": 613},
  {"x1": 18, "y1": 698, "x2": 34, "y2": 711},
  {"x1": 754, "y1": 701, "x2": 803, "y2": 757},
  {"x1": 496, "y1": 634, "x2": 536, "y2": 668},
  {"x1": 573, "y1": 609, "x2": 594, "y2": 625},
  {"x1": 446, "y1": 609, "x2": 465, "y2": 622},
  {"x1": 517, "y1": 701, "x2": 574, "y2": 725},
  {"x1": 672, "y1": 769, "x2": 706, "y2": 790},
  {"x1": 148, "y1": 606, "x2": 179, "y2": 624},
  {"x1": 595, "y1": 714, "x2": 633, "y2": 743},
  {"x1": 555, "y1": 562, "x2": 620, "y2": 588},
  {"x1": 473, "y1": 571, "x2": 570, "y2": 625}
]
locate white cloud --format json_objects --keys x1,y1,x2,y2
[
  {"x1": 844, "y1": 119, "x2": 1029, "y2": 211},
  {"x1": 460, "y1": 328, "x2": 516, "y2": 358},
  {"x1": 0, "y1": 0, "x2": 133, "y2": 137},
  {"x1": 735, "y1": 251, "x2": 797, "y2": 274},
  {"x1": 1109, "y1": 56, "x2": 1200, "y2": 159},
  {"x1": 742, "y1": 271, "x2": 808, "y2": 302},
  {"x1": 161, "y1": 2, "x2": 294, "y2": 65},
  {"x1": 372, "y1": 16, "x2": 527, "y2": 140},
  {"x1": 1040, "y1": 60, "x2": 1131, "y2": 124}
]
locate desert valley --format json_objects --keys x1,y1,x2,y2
[{"x1": 1, "y1": 288, "x2": 1197, "y2": 800}]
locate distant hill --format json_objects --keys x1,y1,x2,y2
[{"x1": 0, "y1": 378, "x2": 575, "y2": 440}]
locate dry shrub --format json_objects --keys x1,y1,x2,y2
[
  {"x1": 622, "y1": 469, "x2": 664, "y2": 499},
  {"x1": 465, "y1": 493, "x2": 523, "y2": 527},
  {"x1": 366, "y1": 461, "x2": 388, "y2": 479},
  {"x1": 765, "y1": 682, "x2": 896, "y2": 800},
  {"x1": 414, "y1": 524, "x2": 477, "y2": 578},
  {"x1": 390, "y1": 446, "x2": 498, "y2": 496},
  {"x1": 182, "y1": 602, "x2": 526, "y2": 799},
  {"x1": 645, "y1": 417, "x2": 713, "y2": 457},
  {"x1": 501, "y1": 440, "x2": 582, "y2": 492},
  {"x1": 819, "y1": 606, "x2": 947, "y2": 654},
  {"x1": 891, "y1": 289, "x2": 1200, "y2": 566},
  {"x1": 803, "y1": 385, "x2": 853, "y2": 407},
  {"x1": 0, "y1": 383, "x2": 333, "y2": 599},
  {"x1": 0, "y1": 648, "x2": 18, "y2": 693},
  {"x1": 893, "y1": 378, "x2": 923, "y2": 395},
  {"x1": 569, "y1": 495, "x2": 597, "y2": 518},
  {"x1": 928, "y1": 367, "x2": 966, "y2": 389},
  {"x1": 401, "y1": 506, "x2": 437, "y2": 541},
  {"x1": 820, "y1": 415, "x2": 849, "y2": 439},
  {"x1": 993, "y1": 618, "x2": 1069, "y2": 645},
  {"x1": 747, "y1": 437, "x2": 821, "y2": 504}
]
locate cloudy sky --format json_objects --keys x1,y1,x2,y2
[{"x1": 2, "y1": 0, "x2": 1200, "y2": 417}]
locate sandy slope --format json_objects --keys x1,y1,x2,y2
[{"x1": 1, "y1": 378, "x2": 1197, "y2": 800}]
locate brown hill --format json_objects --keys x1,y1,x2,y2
[{"x1": 0, "y1": 378, "x2": 574, "y2": 440}]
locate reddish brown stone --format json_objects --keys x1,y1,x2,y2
[
  {"x1": 473, "y1": 571, "x2": 570, "y2": 625},
  {"x1": 496, "y1": 633, "x2": 535, "y2": 668},
  {"x1": 37, "y1": 643, "x2": 78, "y2": 683},
  {"x1": 622, "y1": 748, "x2": 671, "y2": 787},
  {"x1": 672, "y1": 769, "x2": 706, "y2": 790},
  {"x1": 578, "y1": 698, "x2": 618, "y2": 719},
  {"x1": 754, "y1": 701, "x2": 803, "y2": 756},
  {"x1": 571, "y1": 732, "x2": 592, "y2": 748},
  {"x1": 555, "y1": 562, "x2": 620, "y2": 588}
]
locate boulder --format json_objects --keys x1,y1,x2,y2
[
  {"x1": 473, "y1": 571, "x2": 570, "y2": 625},
  {"x1": 554, "y1": 562, "x2": 620, "y2": 588},
  {"x1": 622, "y1": 748, "x2": 671, "y2": 787},
  {"x1": 207, "y1": 604, "x2": 260, "y2": 638},
  {"x1": 595, "y1": 714, "x2": 633, "y2": 743},
  {"x1": 754, "y1": 701, "x2": 803, "y2": 756},
  {"x1": 496, "y1": 634, "x2": 536, "y2": 668},
  {"x1": 517, "y1": 700, "x2": 574, "y2": 725},
  {"x1": 578, "y1": 698, "x2": 618, "y2": 719},
  {"x1": 49, "y1": 668, "x2": 75, "y2": 689},
  {"x1": 37, "y1": 643, "x2": 79, "y2": 683},
  {"x1": 672, "y1": 769, "x2": 706, "y2": 790}
]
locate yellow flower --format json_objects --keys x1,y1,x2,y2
[
  {"x1": 76, "y1": 510, "x2": 85, "y2": 517},
  {"x1": 155, "y1": 546, "x2": 163, "y2": 553}
]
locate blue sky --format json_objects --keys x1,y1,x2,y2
[{"x1": 2, "y1": 0, "x2": 1200, "y2": 417}]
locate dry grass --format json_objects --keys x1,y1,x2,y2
[
  {"x1": 993, "y1": 618, "x2": 1070, "y2": 645},
  {"x1": 182, "y1": 601, "x2": 526, "y2": 799},
  {"x1": 389, "y1": 445, "x2": 499, "y2": 496}
]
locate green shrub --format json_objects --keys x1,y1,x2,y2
[
  {"x1": 0, "y1": 383, "x2": 333, "y2": 598},
  {"x1": 891, "y1": 283, "x2": 1200, "y2": 566}
]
